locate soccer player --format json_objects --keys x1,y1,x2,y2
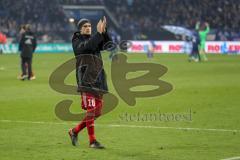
[
  {"x1": 18, "y1": 24, "x2": 37, "y2": 80},
  {"x1": 69, "y1": 17, "x2": 111, "y2": 149},
  {"x1": 188, "y1": 31, "x2": 201, "y2": 62},
  {"x1": 146, "y1": 41, "x2": 155, "y2": 58},
  {"x1": 196, "y1": 21, "x2": 210, "y2": 61}
]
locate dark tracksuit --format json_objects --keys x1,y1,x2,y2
[
  {"x1": 191, "y1": 31, "x2": 201, "y2": 60},
  {"x1": 19, "y1": 31, "x2": 37, "y2": 79},
  {"x1": 72, "y1": 31, "x2": 111, "y2": 97}
]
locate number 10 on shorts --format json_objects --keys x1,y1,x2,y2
[{"x1": 88, "y1": 98, "x2": 96, "y2": 107}]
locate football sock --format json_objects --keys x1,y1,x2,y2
[{"x1": 86, "y1": 119, "x2": 96, "y2": 143}]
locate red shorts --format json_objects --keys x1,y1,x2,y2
[{"x1": 81, "y1": 92, "x2": 103, "y2": 117}]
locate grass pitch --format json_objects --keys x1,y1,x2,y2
[{"x1": 0, "y1": 53, "x2": 240, "y2": 160}]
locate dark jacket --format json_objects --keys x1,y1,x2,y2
[
  {"x1": 19, "y1": 31, "x2": 37, "y2": 58},
  {"x1": 192, "y1": 31, "x2": 200, "y2": 52},
  {"x1": 72, "y1": 31, "x2": 111, "y2": 96}
]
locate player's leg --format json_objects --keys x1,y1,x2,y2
[
  {"x1": 28, "y1": 57, "x2": 36, "y2": 80},
  {"x1": 30, "y1": 71, "x2": 36, "y2": 80},
  {"x1": 196, "y1": 47, "x2": 201, "y2": 62},
  {"x1": 94, "y1": 96, "x2": 103, "y2": 119},
  {"x1": 189, "y1": 45, "x2": 199, "y2": 62},
  {"x1": 68, "y1": 92, "x2": 104, "y2": 148},
  {"x1": 69, "y1": 94, "x2": 88, "y2": 146},
  {"x1": 86, "y1": 107, "x2": 96, "y2": 144},
  {"x1": 27, "y1": 58, "x2": 32, "y2": 80},
  {"x1": 86, "y1": 95, "x2": 103, "y2": 143},
  {"x1": 199, "y1": 42, "x2": 208, "y2": 61},
  {"x1": 192, "y1": 52, "x2": 199, "y2": 62},
  {"x1": 21, "y1": 57, "x2": 26, "y2": 75},
  {"x1": 73, "y1": 93, "x2": 90, "y2": 133},
  {"x1": 85, "y1": 93, "x2": 104, "y2": 149},
  {"x1": 200, "y1": 50, "x2": 208, "y2": 61},
  {"x1": 68, "y1": 127, "x2": 78, "y2": 146},
  {"x1": 188, "y1": 50, "x2": 194, "y2": 62},
  {"x1": 20, "y1": 57, "x2": 28, "y2": 80}
]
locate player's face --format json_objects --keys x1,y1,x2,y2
[{"x1": 80, "y1": 23, "x2": 92, "y2": 35}]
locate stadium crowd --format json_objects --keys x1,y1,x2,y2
[
  {"x1": 0, "y1": 0, "x2": 239, "y2": 42},
  {"x1": 0, "y1": 0, "x2": 71, "y2": 43},
  {"x1": 104, "y1": 0, "x2": 240, "y2": 40},
  {"x1": 59, "y1": 0, "x2": 103, "y2": 5}
]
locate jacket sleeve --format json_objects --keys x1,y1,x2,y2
[
  {"x1": 32, "y1": 35, "x2": 37, "y2": 52},
  {"x1": 103, "y1": 31, "x2": 112, "y2": 44},
  {"x1": 204, "y1": 26, "x2": 210, "y2": 34},
  {"x1": 73, "y1": 33, "x2": 104, "y2": 55},
  {"x1": 99, "y1": 31, "x2": 112, "y2": 51},
  {"x1": 18, "y1": 34, "x2": 24, "y2": 52}
]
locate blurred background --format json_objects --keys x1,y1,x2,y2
[{"x1": 0, "y1": 0, "x2": 239, "y2": 44}]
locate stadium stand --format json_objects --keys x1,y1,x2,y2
[
  {"x1": 0, "y1": 0, "x2": 71, "y2": 43},
  {"x1": 0, "y1": 0, "x2": 239, "y2": 42}
]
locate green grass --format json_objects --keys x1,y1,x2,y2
[{"x1": 0, "y1": 53, "x2": 240, "y2": 160}]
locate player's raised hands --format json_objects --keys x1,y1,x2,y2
[
  {"x1": 97, "y1": 17, "x2": 107, "y2": 34},
  {"x1": 97, "y1": 19, "x2": 103, "y2": 34},
  {"x1": 102, "y1": 16, "x2": 107, "y2": 33}
]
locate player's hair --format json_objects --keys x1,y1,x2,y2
[
  {"x1": 20, "y1": 24, "x2": 25, "y2": 30},
  {"x1": 77, "y1": 18, "x2": 91, "y2": 30},
  {"x1": 24, "y1": 24, "x2": 31, "y2": 31}
]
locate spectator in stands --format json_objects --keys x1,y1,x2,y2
[
  {"x1": 0, "y1": 31, "x2": 7, "y2": 44},
  {"x1": 0, "y1": 31, "x2": 7, "y2": 54},
  {"x1": 0, "y1": 0, "x2": 240, "y2": 41}
]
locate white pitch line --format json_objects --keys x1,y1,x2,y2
[
  {"x1": 106, "y1": 124, "x2": 239, "y2": 133},
  {"x1": 0, "y1": 120, "x2": 73, "y2": 125},
  {"x1": 0, "y1": 119, "x2": 239, "y2": 133},
  {"x1": 221, "y1": 157, "x2": 240, "y2": 160}
]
